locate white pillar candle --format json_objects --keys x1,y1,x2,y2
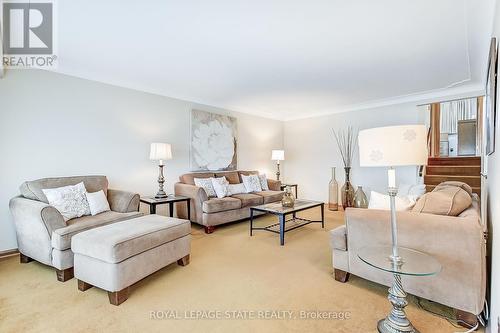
[{"x1": 388, "y1": 168, "x2": 396, "y2": 188}]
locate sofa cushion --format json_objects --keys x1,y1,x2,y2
[
  {"x1": 51, "y1": 211, "x2": 143, "y2": 250},
  {"x1": 214, "y1": 171, "x2": 240, "y2": 184},
  {"x1": 20, "y1": 175, "x2": 108, "y2": 204},
  {"x1": 254, "y1": 190, "x2": 284, "y2": 204},
  {"x1": 412, "y1": 186, "x2": 472, "y2": 216},
  {"x1": 238, "y1": 170, "x2": 259, "y2": 182},
  {"x1": 433, "y1": 181, "x2": 473, "y2": 197},
  {"x1": 71, "y1": 215, "x2": 190, "y2": 264},
  {"x1": 230, "y1": 193, "x2": 263, "y2": 207},
  {"x1": 330, "y1": 225, "x2": 347, "y2": 251},
  {"x1": 203, "y1": 197, "x2": 242, "y2": 213},
  {"x1": 179, "y1": 172, "x2": 214, "y2": 185}
]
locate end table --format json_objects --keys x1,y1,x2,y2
[
  {"x1": 140, "y1": 195, "x2": 190, "y2": 220},
  {"x1": 280, "y1": 183, "x2": 298, "y2": 198},
  {"x1": 357, "y1": 246, "x2": 441, "y2": 333}
]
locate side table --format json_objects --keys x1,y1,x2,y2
[
  {"x1": 280, "y1": 183, "x2": 298, "y2": 198},
  {"x1": 140, "y1": 195, "x2": 190, "y2": 220},
  {"x1": 357, "y1": 246, "x2": 441, "y2": 333}
]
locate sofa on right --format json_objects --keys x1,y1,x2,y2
[{"x1": 330, "y1": 181, "x2": 486, "y2": 327}]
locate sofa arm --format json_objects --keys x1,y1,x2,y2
[
  {"x1": 107, "y1": 189, "x2": 140, "y2": 213},
  {"x1": 174, "y1": 182, "x2": 208, "y2": 224},
  {"x1": 9, "y1": 196, "x2": 65, "y2": 266},
  {"x1": 267, "y1": 179, "x2": 282, "y2": 191}
]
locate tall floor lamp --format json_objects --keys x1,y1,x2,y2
[
  {"x1": 358, "y1": 125, "x2": 428, "y2": 332},
  {"x1": 150, "y1": 143, "x2": 172, "y2": 198}
]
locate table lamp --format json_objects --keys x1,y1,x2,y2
[
  {"x1": 358, "y1": 125, "x2": 427, "y2": 262},
  {"x1": 150, "y1": 143, "x2": 172, "y2": 198},
  {"x1": 271, "y1": 150, "x2": 285, "y2": 181}
]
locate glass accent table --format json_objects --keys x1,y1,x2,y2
[{"x1": 358, "y1": 246, "x2": 441, "y2": 333}]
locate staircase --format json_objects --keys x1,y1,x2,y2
[{"x1": 425, "y1": 157, "x2": 481, "y2": 195}]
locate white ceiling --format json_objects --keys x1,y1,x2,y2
[{"x1": 54, "y1": 0, "x2": 496, "y2": 120}]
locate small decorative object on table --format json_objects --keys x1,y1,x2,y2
[
  {"x1": 333, "y1": 127, "x2": 357, "y2": 209},
  {"x1": 353, "y1": 186, "x2": 368, "y2": 208},
  {"x1": 280, "y1": 183, "x2": 298, "y2": 198},
  {"x1": 271, "y1": 150, "x2": 285, "y2": 181},
  {"x1": 328, "y1": 167, "x2": 339, "y2": 211},
  {"x1": 149, "y1": 143, "x2": 172, "y2": 198},
  {"x1": 281, "y1": 186, "x2": 295, "y2": 207}
]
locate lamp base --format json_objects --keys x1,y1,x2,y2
[{"x1": 155, "y1": 191, "x2": 168, "y2": 199}]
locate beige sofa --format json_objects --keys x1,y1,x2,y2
[
  {"x1": 175, "y1": 170, "x2": 283, "y2": 233},
  {"x1": 330, "y1": 195, "x2": 486, "y2": 326},
  {"x1": 9, "y1": 176, "x2": 142, "y2": 282}
]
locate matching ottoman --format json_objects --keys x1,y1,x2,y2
[{"x1": 71, "y1": 214, "x2": 191, "y2": 305}]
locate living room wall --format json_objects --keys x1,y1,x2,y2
[
  {"x1": 0, "y1": 70, "x2": 284, "y2": 251},
  {"x1": 283, "y1": 103, "x2": 429, "y2": 202},
  {"x1": 486, "y1": 1, "x2": 500, "y2": 332}
]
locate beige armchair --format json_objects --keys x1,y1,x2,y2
[
  {"x1": 9, "y1": 176, "x2": 142, "y2": 282},
  {"x1": 330, "y1": 196, "x2": 486, "y2": 327}
]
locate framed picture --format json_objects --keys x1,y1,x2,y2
[
  {"x1": 485, "y1": 37, "x2": 498, "y2": 156},
  {"x1": 190, "y1": 109, "x2": 238, "y2": 171}
]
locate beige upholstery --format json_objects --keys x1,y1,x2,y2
[
  {"x1": 255, "y1": 191, "x2": 284, "y2": 204},
  {"x1": 203, "y1": 197, "x2": 242, "y2": 213},
  {"x1": 434, "y1": 181, "x2": 473, "y2": 196},
  {"x1": 10, "y1": 176, "x2": 141, "y2": 272},
  {"x1": 175, "y1": 170, "x2": 283, "y2": 229},
  {"x1": 214, "y1": 171, "x2": 240, "y2": 184},
  {"x1": 73, "y1": 215, "x2": 191, "y2": 293},
  {"x1": 231, "y1": 193, "x2": 264, "y2": 207},
  {"x1": 413, "y1": 186, "x2": 472, "y2": 216},
  {"x1": 330, "y1": 197, "x2": 486, "y2": 316},
  {"x1": 51, "y1": 211, "x2": 143, "y2": 251},
  {"x1": 179, "y1": 172, "x2": 214, "y2": 185},
  {"x1": 20, "y1": 175, "x2": 109, "y2": 203}
]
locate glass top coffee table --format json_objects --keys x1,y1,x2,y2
[
  {"x1": 358, "y1": 246, "x2": 441, "y2": 333},
  {"x1": 250, "y1": 200, "x2": 324, "y2": 246}
]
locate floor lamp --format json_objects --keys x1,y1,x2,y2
[{"x1": 358, "y1": 125, "x2": 428, "y2": 332}]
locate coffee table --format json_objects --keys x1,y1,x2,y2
[{"x1": 250, "y1": 200, "x2": 324, "y2": 245}]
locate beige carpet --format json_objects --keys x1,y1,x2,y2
[{"x1": 0, "y1": 210, "x2": 478, "y2": 333}]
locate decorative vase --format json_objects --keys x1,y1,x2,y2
[
  {"x1": 341, "y1": 167, "x2": 355, "y2": 209},
  {"x1": 353, "y1": 186, "x2": 368, "y2": 208},
  {"x1": 281, "y1": 186, "x2": 295, "y2": 208},
  {"x1": 328, "y1": 167, "x2": 339, "y2": 211}
]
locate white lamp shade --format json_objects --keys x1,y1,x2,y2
[
  {"x1": 271, "y1": 150, "x2": 285, "y2": 161},
  {"x1": 358, "y1": 125, "x2": 428, "y2": 167},
  {"x1": 150, "y1": 143, "x2": 172, "y2": 161}
]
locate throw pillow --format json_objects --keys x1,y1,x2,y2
[
  {"x1": 258, "y1": 174, "x2": 269, "y2": 191},
  {"x1": 433, "y1": 181, "x2": 473, "y2": 197},
  {"x1": 412, "y1": 186, "x2": 472, "y2": 216},
  {"x1": 42, "y1": 182, "x2": 91, "y2": 221},
  {"x1": 211, "y1": 177, "x2": 229, "y2": 198},
  {"x1": 227, "y1": 183, "x2": 247, "y2": 196},
  {"x1": 368, "y1": 191, "x2": 416, "y2": 211},
  {"x1": 241, "y1": 174, "x2": 262, "y2": 193},
  {"x1": 85, "y1": 190, "x2": 111, "y2": 216},
  {"x1": 194, "y1": 177, "x2": 218, "y2": 197}
]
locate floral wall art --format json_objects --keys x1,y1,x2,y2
[{"x1": 190, "y1": 110, "x2": 238, "y2": 171}]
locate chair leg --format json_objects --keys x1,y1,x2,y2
[
  {"x1": 204, "y1": 226, "x2": 215, "y2": 234},
  {"x1": 56, "y1": 267, "x2": 74, "y2": 282},
  {"x1": 78, "y1": 280, "x2": 93, "y2": 292},
  {"x1": 455, "y1": 309, "x2": 477, "y2": 328},
  {"x1": 334, "y1": 268, "x2": 350, "y2": 283},
  {"x1": 19, "y1": 253, "x2": 33, "y2": 264},
  {"x1": 108, "y1": 287, "x2": 129, "y2": 306},
  {"x1": 177, "y1": 254, "x2": 190, "y2": 266}
]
